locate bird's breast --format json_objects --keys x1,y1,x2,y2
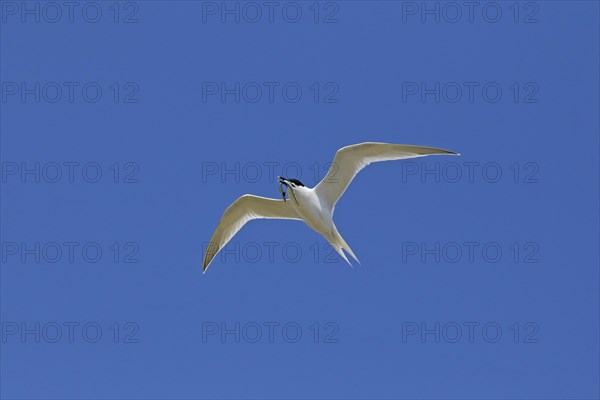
[{"x1": 293, "y1": 189, "x2": 332, "y2": 234}]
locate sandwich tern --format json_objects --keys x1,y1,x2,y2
[{"x1": 203, "y1": 142, "x2": 459, "y2": 272}]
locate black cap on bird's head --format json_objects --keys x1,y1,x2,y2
[
  {"x1": 287, "y1": 178, "x2": 304, "y2": 187},
  {"x1": 277, "y1": 176, "x2": 304, "y2": 187}
]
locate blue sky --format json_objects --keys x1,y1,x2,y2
[{"x1": 1, "y1": 1, "x2": 599, "y2": 399}]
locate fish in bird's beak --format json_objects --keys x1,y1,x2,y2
[
  {"x1": 277, "y1": 176, "x2": 288, "y2": 202},
  {"x1": 277, "y1": 176, "x2": 300, "y2": 207}
]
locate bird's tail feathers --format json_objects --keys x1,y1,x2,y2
[
  {"x1": 329, "y1": 228, "x2": 360, "y2": 267},
  {"x1": 331, "y1": 242, "x2": 352, "y2": 266}
]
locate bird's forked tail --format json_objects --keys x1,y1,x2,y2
[{"x1": 329, "y1": 227, "x2": 360, "y2": 267}]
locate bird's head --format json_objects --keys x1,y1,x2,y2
[{"x1": 277, "y1": 176, "x2": 305, "y2": 205}]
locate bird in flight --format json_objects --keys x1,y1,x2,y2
[{"x1": 202, "y1": 142, "x2": 459, "y2": 272}]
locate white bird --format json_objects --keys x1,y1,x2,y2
[{"x1": 202, "y1": 142, "x2": 459, "y2": 272}]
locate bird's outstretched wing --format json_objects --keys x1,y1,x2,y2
[
  {"x1": 203, "y1": 195, "x2": 300, "y2": 272},
  {"x1": 315, "y1": 142, "x2": 459, "y2": 211}
]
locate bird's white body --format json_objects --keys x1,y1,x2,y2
[
  {"x1": 279, "y1": 185, "x2": 357, "y2": 262},
  {"x1": 202, "y1": 142, "x2": 459, "y2": 272},
  {"x1": 288, "y1": 186, "x2": 332, "y2": 236}
]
